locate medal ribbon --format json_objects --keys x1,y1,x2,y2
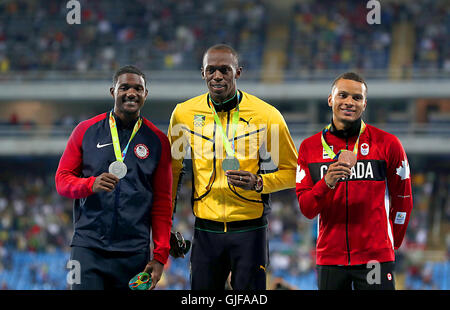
[
  {"x1": 208, "y1": 91, "x2": 240, "y2": 158},
  {"x1": 321, "y1": 120, "x2": 366, "y2": 159},
  {"x1": 109, "y1": 111, "x2": 142, "y2": 162}
]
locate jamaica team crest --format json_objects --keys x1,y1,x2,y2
[{"x1": 194, "y1": 114, "x2": 206, "y2": 127}]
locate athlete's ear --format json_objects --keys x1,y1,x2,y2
[
  {"x1": 235, "y1": 66, "x2": 242, "y2": 80},
  {"x1": 110, "y1": 86, "x2": 115, "y2": 99},
  {"x1": 201, "y1": 67, "x2": 206, "y2": 80},
  {"x1": 327, "y1": 94, "x2": 333, "y2": 107},
  {"x1": 142, "y1": 88, "x2": 148, "y2": 103},
  {"x1": 362, "y1": 84, "x2": 368, "y2": 111}
]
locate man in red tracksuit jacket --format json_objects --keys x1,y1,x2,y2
[
  {"x1": 296, "y1": 72, "x2": 413, "y2": 290},
  {"x1": 55, "y1": 65, "x2": 173, "y2": 290}
]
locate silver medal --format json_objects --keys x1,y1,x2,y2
[{"x1": 109, "y1": 160, "x2": 127, "y2": 179}]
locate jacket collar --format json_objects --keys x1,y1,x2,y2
[
  {"x1": 329, "y1": 118, "x2": 362, "y2": 139},
  {"x1": 208, "y1": 90, "x2": 243, "y2": 112},
  {"x1": 111, "y1": 111, "x2": 138, "y2": 130}
]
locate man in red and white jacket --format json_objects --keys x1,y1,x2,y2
[
  {"x1": 55, "y1": 66, "x2": 173, "y2": 290},
  {"x1": 296, "y1": 72, "x2": 413, "y2": 290}
]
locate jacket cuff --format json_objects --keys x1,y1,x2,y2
[
  {"x1": 153, "y1": 252, "x2": 168, "y2": 265},
  {"x1": 87, "y1": 176, "x2": 96, "y2": 195},
  {"x1": 317, "y1": 178, "x2": 334, "y2": 195}
]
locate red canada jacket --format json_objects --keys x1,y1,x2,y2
[{"x1": 296, "y1": 121, "x2": 413, "y2": 266}]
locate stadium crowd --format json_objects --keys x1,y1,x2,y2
[
  {"x1": 287, "y1": 0, "x2": 449, "y2": 77},
  {"x1": 287, "y1": 0, "x2": 394, "y2": 75},
  {"x1": 0, "y1": 0, "x2": 448, "y2": 77},
  {"x1": 0, "y1": 0, "x2": 267, "y2": 73},
  {"x1": 409, "y1": 0, "x2": 450, "y2": 73},
  {"x1": 0, "y1": 0, "x2": 449, "y2": 290}
]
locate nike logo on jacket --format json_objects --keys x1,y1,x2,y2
[{"x1": 96, "y1": 142, "x2": 113, "y2": 148}]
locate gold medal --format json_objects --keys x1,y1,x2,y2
[{"x1": 222, "y1": 156, "x2": 240, "y2": 171}]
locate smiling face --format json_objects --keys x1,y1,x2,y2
[
  {"x1": 110, "y1": 73, "x2": 148, "y2": 120},
  {"x1": 201, "y1": 48, "x2": 242, "y2": 103},
  {"x1": 328, "y1": 78, "x2": 367, "y2": 130}
]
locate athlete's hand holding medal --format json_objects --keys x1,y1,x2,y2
[
  {"x1": 93, "y1": 111, "x2": 141, "y2": 193},
  {"x1": 322, "y1": 122, "x2": 365, "y2": 189},
  {"x1": 226, "y1": 169, "x2": 262, "y2": 191},
  {"x1": 324, "y1": 151, "x2": 357, "y2": 189},
  {"x1": 209, "y1": 92, "x2": 263, "y2": 192},
  {"x1": 92, "y1": 172, "x2": 120, "y2": 193}
]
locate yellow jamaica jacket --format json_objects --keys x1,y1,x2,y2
[{"x1": 168, "y1": 90, "x2": 298, "y2": 232}]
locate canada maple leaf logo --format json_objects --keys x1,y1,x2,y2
[
  {"x1": 396, "y1": 159, "x2": 410, "y2": 180},
  {"x1": 296, "y1": 165, "x2": 306, "y2": 183}
]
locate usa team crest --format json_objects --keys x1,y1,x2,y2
[{"x1": 134, "y1": 144, "x2": 149, "y2": 159}]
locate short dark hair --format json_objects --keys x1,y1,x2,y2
[
  {"x1": 112, "y1": 65, "x2": 147, "y2": 86},
  {"x1": 203, "y1": 44, "x2": 239, "y2": 67},
  {"x1": 331, "y1": 72, "x2": 368, "y2": 94}
]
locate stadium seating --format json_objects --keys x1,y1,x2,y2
[
  {"x1": 0, "y1": 0, "x2": 449, "y2": 291},
  {"x1": 0, "y1": 0, "x2": 267, "y2": 73},
  {"x1": 1, "y1": 0, "x2": 448, "y2": 79}
]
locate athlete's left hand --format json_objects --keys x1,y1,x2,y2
[
  {"x1": 226, "y1": 170, "x2": 257, "y2": 190},
  {"x1": 143, "y1": 259, "x2": 164, "y2": 290}
]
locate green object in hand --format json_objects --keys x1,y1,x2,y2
[{"x1": 129, "y1": 272, "x2": 152, "y2": 290}]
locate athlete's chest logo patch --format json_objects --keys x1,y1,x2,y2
[
  {"x1": 239, "y1": 117, "x2": 252, "y2": 126},
  {"x1": 361, "y1": 143, "x2": 369, "y2": 156},
  {"x1": 134, "y1": 144, "x2": 149, "y2": 159},
  {"x1": 194, "y1": 115, "x2": 206, "y2": 127}
]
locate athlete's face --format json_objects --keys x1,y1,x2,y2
[
  {"x1": 201, "y1": 49, "x2": 242, "y2": 103},
  {"x1": 110, "y1": 73, "x2": 148, "y2": 119},
  {"x1": 328, "y1": 79, "x2": 367, "y2": 130}
]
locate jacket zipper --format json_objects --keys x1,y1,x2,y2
[
  {"x1": 345, "y1": 138, "x2": 351, "y2": 265},
  {"x1": 109, "y1": 181, "x2": 121, "y2": 247},
  {"x1": 223, "y1": 111, "x2": 231, "y2": 232}
]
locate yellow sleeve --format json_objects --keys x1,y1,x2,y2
[
  {"x1": 260, "y1": 107, "x2": 298, "y2": 194},
  {"x1": 167, "y1": 105, "x2": 188, "y2": 210}
]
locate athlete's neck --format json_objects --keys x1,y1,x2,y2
[
  {"x1": 330, "y1": 118, "x2": 361, "y2": 138},
  {"x1": 113, "y1": 110, "x2": 139, "y2": 128},
  {"x1": 209, "y1": 90, "x2": 240, "y2": 112},
  {"x1": 210, "y1": 91, "x2": 237, "y2": 106}
]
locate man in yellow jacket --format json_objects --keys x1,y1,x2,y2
[{"x1": 168, "y1": 44, "x2": 298, "y2": 290}]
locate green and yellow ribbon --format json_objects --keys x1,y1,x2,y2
[
  {"x1": 208, "y1": 92, "x2": 240, "y2": 158},
  {"x1": 109, "y1": 111, "x2": 142, "y2": 162},
  {"x1": 321, "y1": 120, "x2": 366, "y2": 160}
]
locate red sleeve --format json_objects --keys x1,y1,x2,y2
[
  {"x1": 149, "y1": 127, "x2": 173, "y2": 265},
  {"x1": 386, "y1": 135, "x2": 413, "y2": 249},
  {"x1": 55, "y1": 121, "x2": 96, "y2": 199},
  {"x1": 296, "y1": 141, "x2": 332, "y2": 219}
]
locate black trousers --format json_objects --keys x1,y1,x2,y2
[
  {"x1": 69, "y1": 246, "x2": 149, "y2": 290},
  {"x1": 317, "y1": 262, "x2": 396, "y2": 290},
  {"x1": 190, "y1": 227, "x2": 268, "y2": 290}
]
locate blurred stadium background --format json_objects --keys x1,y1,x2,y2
[{"x1": 0, "y1": 0, "x2": 449, "y2": 290}]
